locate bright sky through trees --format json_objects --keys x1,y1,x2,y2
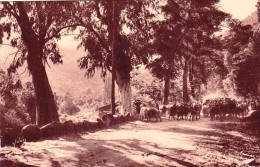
[{"x1": 219, "y1": 0, "x2": 257, "y2": 20}]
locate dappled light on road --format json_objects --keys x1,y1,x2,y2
[{"x1": 1, "y1": 118, "x2": 259, "y2": 166}]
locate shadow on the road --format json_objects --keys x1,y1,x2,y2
[
  {"x1": 162, "y1": 126, "x2": 222, "y2": 137},
  {"x1": 160, "y1": 121, "x2": 260, "y2": 160},
  {"x1": 36, "y1": 132, "x2": 197, "y2": 166},
  {"x1": 72, "y1": 138, "x2": 197, "y2": 167},
  {"x1": 4, "y1": 119, "x2": 260, "y2": 166},
  {"x1": 0, "y1": 159, "x2": 37, "y2": 167},
  {"x1": 145, "y1": 151, "x2": 197, "y2": 167}
]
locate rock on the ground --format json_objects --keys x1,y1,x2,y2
[
  {"x1": 120, "y1": 115, "x2": 126, "y2": 122},
  {"x1": 82, "y1": 120, "x2": 92, "y2": 131},
  {"x1": 20, "y1": 124, "x2": 41, "y2": 142},
  {"x1": 52, "y1": 121, "x2": 64, "y2": 136},
  {"x1": 108, "y1": 114, "x2": 117, "y2": 125},
  {"x1": 124, "y1": 113, "x2": 133, "y2": 121},
  {"x1": 97, "y1": 118, "x2": 106, "y2": 129},
  {"x1": 62, "y1": 120, "x2": 75, "y2": 134},
  {"x1": 40, "y1": 123, "x2": 55, "y2": 137},
  {"x1": 74, "y1": 122, "x2": 84, "y2": 132},
  {"x1": 114, "y1": 115, "x2": 122, "y2": 124}
]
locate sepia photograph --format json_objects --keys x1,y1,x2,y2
[{"x1": 0, "y1": 0, "x2": 260, "y2": 166}]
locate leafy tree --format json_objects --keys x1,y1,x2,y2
[
  {"x1": 0, "y1": 69, "x2": 31, "y2": 129},
  {"x1": 0, "y1": 22, "x2": 11, "y2": 45},
  {"x1": 59, "y1": 92, "x2": 80, "y2": 115},
  {"x1": 224, "y1": 21, "x2": 253, "y2": 89},
  {"x1": 257, "y1": 1, "x2": 260, "y2": 22},
  {"x1": 131, "y1": 67, "x2": 163, "y2": 106},
  {"x1": 179, "y1": 0, "x2": 228, "y2": 103},
  {"x1": 233, "y1": 2, "x2": 260, "y2": 103},
  {"x1": 76, "y1": 1, "x2": 155, "y2": 115},
  {"x1": 235, "y1": 56, "x2": 260, "y2": 101},
  {"x1": 225, "y1": 17, "x2": 260, "y2": 102},
  {"x1": 147, "y1": 57, "x2": 180, "y2": 105},
  {"x1": 21, "y1": 82, "x2": 36, "y2": 123},
  {"x1": 147, "y1": 20, "x2": 182, "y2": 105},
  {"x1": 147, "y1": 0, "x2": 228, "y2": 104},
  {"x1": 185, "y1": 33, "x2": 228, "y2": 100},
  {"x1": 0, "y1": 2, "x2": 78, "y2": 126},
  {"x1": 225, "y1": 20, "x2": 253, "y2": 57},
  {"x1": 0, "y1": 69, "x2": 22, "y2": 110}
]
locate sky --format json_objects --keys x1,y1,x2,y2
[{"x1": 219, "y1": 0, "x2": 258, "y2": 20}]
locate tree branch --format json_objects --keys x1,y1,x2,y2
[
  {"x1": 3, "y1": 2, "x2": 19, "y2": 19},
  {"x1": 44, "y1": 23, "x2": 82, "y2": 43},
  {"x1": 35, "y1": 2, "x2": 46, "y2": 46},
  {"x1": 70, "y1": 13, "x2": 111, "y2": 54},
  {"x1": 85, "y1": 23, "x2": 111, "y2": 54}
]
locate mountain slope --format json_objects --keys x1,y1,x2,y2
[
  {"x1": 242, "y1": 11, "x2": 260, "y2": 30},
  {"x1": 0, "y1": 45, "x2": 104, "y2": 97},
  {"x1": 45, "y1": 48, "x2": 104, "y2": 96}
]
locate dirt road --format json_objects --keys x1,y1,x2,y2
[{"x1": 1, "y1": 118, "x2": 260, "y2": 167}]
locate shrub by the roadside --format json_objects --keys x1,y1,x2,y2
[{"x1": 1, "y1": 128, "x2": 21, "y2": 147}]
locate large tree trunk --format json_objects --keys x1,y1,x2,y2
[
  {"x1": 27, "y1": 49, "x2": 59, "y2": 126},
  {"x1": 114, "y1": 50, "x2": 133, "y2": 115},
  {"x1": 115, "y1": 70, "x2": 132, "y2": 116},
  {"x1": 16, "y1": 2, "x2": 59, "y2": 126},
  {"x1": 183, "y1": 60, "x2": 189, "y2": 104},
  {"x1": 163, "y1": 76, "x2": 170, "y2": 105},
  {"x1": 110, "y1": 1, "x2": 133, "y2": 116}
]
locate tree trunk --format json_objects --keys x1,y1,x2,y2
[
  {"x1": 111, "y1": 74, "x2": 116, "y2": 114},
  {"x1": 111, "y1": 0, "x2": 116, "y2": 115},
  {"x1": 115, "y1": 71, "x2": 132, "y2": 116},
  {"x1": 189, "y1": 58, "x2": 195, "y2": 98},
  {"x1": 110, "y1": 1, "x2": 132, "y2": 116},
  {"x1": 16, "y1": 2, "x2": 59, "y2": 126},
  {"x1": 163, "y1": 76, "x2": 170, "y2": 105},
  {"x1": 183, "y1": 60, "x2": 189, "y2": 104},
  {"x1": 27, "y1": 49, "x2": 59, "y2": 126}
]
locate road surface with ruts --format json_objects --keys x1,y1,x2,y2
[{"x1": 1, "y1": 118, "x2": 260, "y2": 167}]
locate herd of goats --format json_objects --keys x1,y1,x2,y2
[{"x1": 139, "y1": 98, "x2": 249, "y2": 122}]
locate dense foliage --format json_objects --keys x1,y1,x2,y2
[
  {"x1": 225, "y1": 17, "x2": 260, "y2": 103},
  {"x1": 0, "y1": 2, "x2": 82, "y2": 125},
  {"x1": 0, "y1": 69, "x2": 34, "y2": 130}
]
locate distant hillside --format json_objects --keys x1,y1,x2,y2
[
  {"x1": 242, "y1": 11, "x2": 260, "y2": 30},
  {"x1": 45, "y1": 48, "x2": 104, "y2": 97},
  {"x1": 243, "y1": 11, "x2": 257, "y2": 25},
  {"x1": 0, "y1": 46, "x2": 104, "y2": 97}
]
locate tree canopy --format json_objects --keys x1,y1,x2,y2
[{"x1": 0, "y1": 2, "x2": 82, "y2": 125}]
